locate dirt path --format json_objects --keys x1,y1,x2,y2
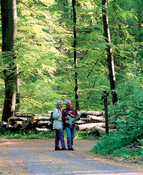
[{"x1": 0, "y1": 139, "x2": 142, "y2": 175}]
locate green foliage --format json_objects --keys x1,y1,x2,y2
[
  {"x1": 92, "y1": 133, "x2": 134, "y2": 155},
  {"x1": 0, "y1": 0, "x2": 143, "y2": 117},
  {"x1": 112, "y1": 140, "x2": 143, "y2": 159},
  {"x1": 93, "y1": 80, "x2": 143, "y2": 157},
  {"x1": 113, "y1": 147, "x2": 143, "y2": 159},
  {"x1": 109, "y1": 80, "x2": 143, "y2": 139},
  {"x1": 76, "y1": 130, "x2": 101, "y2": 140}
]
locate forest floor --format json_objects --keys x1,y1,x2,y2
[{"x1": 0, "y1": 139, "x2": 143, "y2": 175}]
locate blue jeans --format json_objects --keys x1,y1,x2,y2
[
  {"x1": 55, "y1": 129, "x2": 66, "y2": 149},
  {"x1": 66, "y1": 127, "x2": 75, "y2": 149}
]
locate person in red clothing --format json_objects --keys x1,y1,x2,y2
[{"x1": 62, "y1": 100, "x2": 79, "y2": 151}]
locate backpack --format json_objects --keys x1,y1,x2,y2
[
  {"x1": 50, "y1": 112, "x2": 54, "y2": 130},
  {"x1": 50, "y1": 111, "x2": 54, "y2": 123}
]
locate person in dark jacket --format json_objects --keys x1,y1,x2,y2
[{"x1": 62, "y1": 100, "x2": 79, "y2": 151}]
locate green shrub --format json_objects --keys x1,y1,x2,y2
[
  {"x1": 92, "y1": 133, "x2": 134, "y2": 155},
  {"x1": 109, "y1": 81, "x2": 143, "y2": 138},
  {"x1": 93, "y1": 81, "x2": 143, "y2": 156},
  {"x1": 113, "y1": 148, "x2": 141, "y2": 159}
]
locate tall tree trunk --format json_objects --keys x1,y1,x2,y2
[
  {"x1": 16, "y1": 68, "x2": 20, "y2": 112},
  {"x1": 72, "y1": 0, "x2": 79, "y2": 110},
  {"x1": 102, "y1": 0, "x2": 118, "y2": 104},
  {"x1": 1, "y1": 0, "x2": 17, "y2": 121}
]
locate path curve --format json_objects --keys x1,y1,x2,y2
[{"x1": 0, "y1": 139, "x2": 142, "y2": 175}]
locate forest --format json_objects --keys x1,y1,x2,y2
[{"x1": 0, "y1": 0, "x2": 143, "y2": 159}]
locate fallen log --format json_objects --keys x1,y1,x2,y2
[
  {"x1": 35, "y1": 128, "x2": 49, "y2": 131},
  {"x1": 80, "y1": 118, "x2": 90, "y2": 121},
  {"x1": 8, "y1": 121, "x2": 16, "y2": 125},
  {"x1": 16, "y1": 113, "x2": 33, "y2": 117},
  {"x1": 79, "y1": 111, "x2": 104, "y2": 116},
  {"x1": 1, "y1": 121, "x2": 7, "y2": 126},
  {"x1": 86, "y1": 129, "x2": 101, "y2": 136},
  {"x1": 77, "y1": 123, "x2": 105, "y2": 130},
  {"x1": 6, "y1": 124, "x2": 15, "y2": 129},
  {"x1": 22, "y1": 123, "x2": 29, "y2": 129},
  {"x1": 75, "y1": 120, "x2": 87, "y2": 124},
  {"x1": 37, "y1": 121, "x2": 51, "y2": 125},
  {"x1": 86, "y1": 127, "x2": 116, "y2": 133},
  {"x1": 33, "y1": 114, "x2": 51, "y2": 117},
  {"x1": 93, "y1": 126, "x2": 105, "y2": 132},
  {"x1": 88, "y1": 115, "x2": 105, "y2": 122},
  {"x1": 15, "y1": 121, "x2": 23, "y2": 125},
  {"x1": 43, "y1": 114, "x2": 51, "y2": 117},
  {"x1": 46, "y1": 111, "x2": 52, "y2": 114},
  {"x1": 14, "y1": 122, "x2": 23, "y2": 129},
  {"x1": 31, "y1": 116, "x2": 50, "y2": 120},
  {"x1": 8, "y1": 117, "x2": 28, "y2": 122},
  {"x1": 30, "y1": 116, "x2": 50, "y2": 124}
]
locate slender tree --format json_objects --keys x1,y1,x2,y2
[
  {"x1": 137, "y1": 3, "x2": 142, "y2": 43},
  {"x1": 136, "y1": 0, "x2": 143, "y2": 75},
  {"x1": 16, "y1": 68, "x2": 20, "y2": 112},
  {"x1": 72, "y1": 0, "x2": 79, "y2": 110},
  {"x1": 1, "y1": 0, "x2": 17, "y2": 121},
  {"x1": 102, "y1": 0, "x2": 118, "y2": 104}
]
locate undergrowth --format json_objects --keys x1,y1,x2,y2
[
  {"x1": 0, "y1": 126, "x2": 99, "y2": 140},
  {"x1": 0, "y1": 126, "x2": 55, "y2": 139},
  {"x1": 92, "y1": 81, "x2": 143, "y2": 159}
]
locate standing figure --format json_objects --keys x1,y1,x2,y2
[
  {"x1": 62, "y1": 100, "x2": 79, "y2": 151},
  {"x1": 53, "y1": 101, "x2": 66, "y2": 150}
]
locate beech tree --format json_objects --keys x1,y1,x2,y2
[
  {"x1": 72, "y1": 0, "x2": 79, "y2": 110},
  {"x1": 102, "y1": 0, "x2": 118, "y2": 104},
  {"x1": 0, "y1": 0, "x2": 142, "y2": 113},
  {"x1": 1, "y1": 0, "x2": 17, "y2": 121}
]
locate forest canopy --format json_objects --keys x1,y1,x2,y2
[{"x1": 0, "y1": 0, "x2": 142, "y2": 116}]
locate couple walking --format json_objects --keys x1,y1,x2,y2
[{"x1": 53, "y1": 100, "x2": 79, "y2": 151}]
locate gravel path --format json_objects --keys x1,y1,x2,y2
[{"x1": 0, "y1": 139, "x2": 142, "y2": 175}]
